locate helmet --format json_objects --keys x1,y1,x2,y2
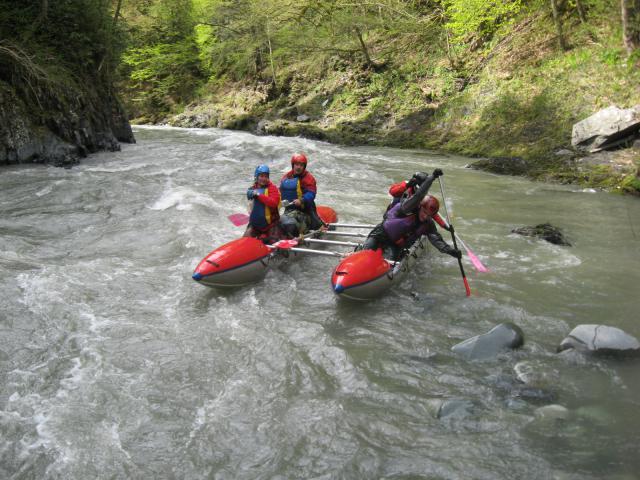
[
  {"x1": 291, "y1": 153, "x2": 308, "y2": 167},
  {"x1": 419, "y1": 195, "x2": 439, "y2": 216},
  {"x1": 254, "y1": 164, "x2": 270, "y2": 178}
]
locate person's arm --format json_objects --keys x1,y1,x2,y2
[
  {"x1": 300, "y1": 173, "x2": 317, "y2": 206},
  {"x1": 255, "y1": 183, "x2": 280, "y2": 208},
  {"x1": 425, "y1": 221, "x2": 461, "y2": 258},
  {"x1": 399, "y1": 169, "x2": 442, "y2": 215},
  {"x1": 247, "y1": 183, "x2": 258, "y2": 200},
  {"x1": 433, "y1": 213, "x2": 452, "y2": 231}
]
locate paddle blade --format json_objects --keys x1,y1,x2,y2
[
  {"x1": 455, "y1": 234, "x2": 489, "y2": 273},
  {"x1": 228, "y1": 213, "x2": 250, "y2": 226},
  {"x1": 463, "y1": 277, "x2": 471, "y2": 296},
  {"x1": 271, "y1": 239, "x2": 298, "y2": 249},
  {"x1": 465, "y1": 247, "x2": 489, "y2": 273}
]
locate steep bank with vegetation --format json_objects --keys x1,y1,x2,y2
[
  {"x1": 0, "y1": 1, "x2": 134, "y2": 167},
  {"x1": 118, "y1": 0, "x2": 640, "y2": 194}
]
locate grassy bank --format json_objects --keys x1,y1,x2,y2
[{"x1": 123, "y1": 1, "x2": 640, "y2": 194}]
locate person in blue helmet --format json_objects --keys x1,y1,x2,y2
[{"x1": 244, "y1": 164, "x2": 282, "y2": 243}]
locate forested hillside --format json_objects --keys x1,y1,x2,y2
[
  {"x1": 0, "y1": 0, "x2": 134, "y2": 166},
  {"x1": 115, "y1": 0, "x2": 640, "y2": 192},
  {"x1": 2, "y1": 1, "x2": 638, "y2": 192}
]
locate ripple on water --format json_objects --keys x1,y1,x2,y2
[{"x1": 2, "y1": 126, "x2": 639, "y2": 479}]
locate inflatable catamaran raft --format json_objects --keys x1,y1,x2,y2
[
  {"x1": 192, "y1": 211, "x2": 435, "y2": 301},
  {"x1": 192, "y1": 205, "x2": 342, "y2": 288}
]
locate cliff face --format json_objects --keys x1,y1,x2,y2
[{"x1": 0, "y1": 80, "x2": 134, "y2": 167}]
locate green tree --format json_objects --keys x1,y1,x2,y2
[
  {"x1": 443, "y1": 0, "x2": 522, "y2": 47},
  {"x1": 117, "y1": 0, "x2": 204, "y2": 117}
]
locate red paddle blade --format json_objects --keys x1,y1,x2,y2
[
  {"x1": 463, "y1": 277, "x2": 471, "y2": 297},
  {"x1": 228, "y1": 213, "x2": 250, "y2": 226},
  {"x1": 271, "y1": 239, "x2": 298, "y2": 249}
]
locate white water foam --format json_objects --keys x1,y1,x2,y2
[
  {"x1": 83, "y1": 163, "x2": 151, "y2": 174},
  {"x1": 149, "y1": 186, "x2": 220, "y2": 211}
]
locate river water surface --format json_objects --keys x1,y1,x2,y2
[{"x1": 1, "y1": 126, "x2": 639, "y2": 479}]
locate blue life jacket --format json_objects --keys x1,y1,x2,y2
[
  {"x1": 249, "y1": 186, "x2": 271, "y2": 229},
  {"x1": 280, "y1": 176, "x2": 302, "y2": 203}
]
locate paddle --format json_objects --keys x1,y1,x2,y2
[
  {"x1": 435, "y1": 215, "x2": 489, "y2": 273},
  {"x1": 437, "y1": 177, "x2": 471, "y2": 297},
  {"x1": 268, "y1": 239, "x2": 298, "y2": 249},
  {"x1": 455, "y1": 234, "x2": 489, "y2": 273},
  {"x1": 228, "y1": 213, "x2": 250, "y2": 226}
]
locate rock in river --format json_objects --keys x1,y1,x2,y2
[
  {"x1": 426, "y1": 398, "x2": 476, "y2": 419},
  {"x1": 558, "y1": 325, "x2": 640, "y2": 357},
  {"x1": 512, "y1": 223, "x2": 571, "y2": 246},
  {"x1": 534, "y1": 404, "x2": 570, "y2": 421},
  {"x1": 452, "y1": 323, "x2": 524, "y2": 361}
]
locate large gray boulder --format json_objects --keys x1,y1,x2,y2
[
  {"x1": 558, "y1": 325, "x2": 640, "y2": 356},
  {"x1": 571, "y1": 105, "x2": 640, "y2": 152},
  {"x1": 452, "y1": 323, "x2": 524, "y2": 361}
]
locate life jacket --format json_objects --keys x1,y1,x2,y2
[
  {"x1": 385, "y1": 182, "x2": 415, "y2": 214},
  {"x1": 280, "y1": 176, "x2": 303, "y2": 203},
  {"x1": 249, "y1": 182, "x2": 280, "y2": 231},
  {"x1": 279, "y1": 170, "x2": 317, "y2": 207}
]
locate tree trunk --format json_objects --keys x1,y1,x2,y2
[
  {"x1": 354, "y1": 26, "x2": 375, "y2": 69},
  {"x1": 550, "y1": 0, "x2": 568, "y2": 51},
  {"x1": 622, "y1": 0, "x2": 640, "y2": 56},
  {"x1": 266, "y1": 23, "x2": 277, "y2": 88},
  {"x1": 575, "y1": 0, "x2": 587, "y2": 23},
  {"x1": 113, "y1": 0, "x2": 123, "y2": 27}
]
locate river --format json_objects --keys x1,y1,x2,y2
[{"x1": 1, "y1": 126, "x2": 639, "y2": 479}]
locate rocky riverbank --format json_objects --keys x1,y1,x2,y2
[
  {"x1": 162, "y1": 93, "x2": 640, "y2": 196},
  {"x1": 0, "y1": 80, "x2": 134, "y2": 167}
]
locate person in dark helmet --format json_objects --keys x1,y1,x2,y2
[
  {"x1": 363, "y1": 168, "x2": 462, "y2": 261},
  {"x1": 243, "y1": 164, "x2": 282, "y2": 243},
  {"x1": 279, "y1": 152, "x2": 325, "y2": 237}
]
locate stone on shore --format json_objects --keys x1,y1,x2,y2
[
  {"x1": 467, "y1": 156, "x2": 530, "y2": 175},
  {"x1": 571, "y1": 105, "x2": 640, "y2": 152}
]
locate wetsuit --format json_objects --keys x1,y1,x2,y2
[{"x1": 363, "y1": 173, "x2": 457, "y2": 260}]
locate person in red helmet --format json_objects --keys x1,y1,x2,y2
[
  {"x1": 243, "y1": 164, "x2": 282, "y2": 243},
  {"x1": 279, "y1": 152, "x2": 324, "y2": 237},
  {"x1": 363, "y1": 169, "x2": 461, "y2": 261}
]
